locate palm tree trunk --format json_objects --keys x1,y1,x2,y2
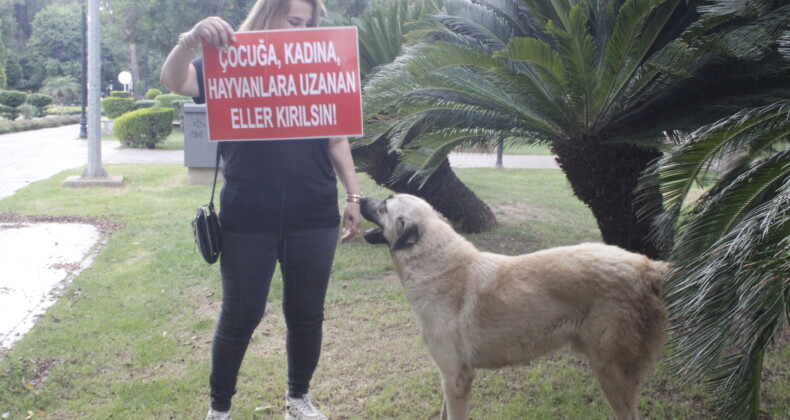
[
  {"x1": 355, "y1": 143, "x2": 497, "y2": 233},
  {"x1": 554, "y1": 142, "x2": 664, "y2": 259}
]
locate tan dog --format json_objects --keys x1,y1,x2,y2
[{"x1": 360, "y1": 194, "x2": 667, "y2": 420}]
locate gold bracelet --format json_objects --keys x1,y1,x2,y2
[{"x1": 346, "y1": 193, "x2": 362, "y2": 204}]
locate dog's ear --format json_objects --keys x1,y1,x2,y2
[{"x1": 392, "y1": 216, "x2": 420, "y2": 251}]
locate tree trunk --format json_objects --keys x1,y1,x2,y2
[
  {"x1": 554, "y1": 142, "x2": 665, "y2": 259},
  {"x1": 354, "y1": 142, "x2": 497, "y2": 233}
]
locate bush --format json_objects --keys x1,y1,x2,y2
[
  {"x1": 26, "y1": 93, "x2": 54, "y2": 114},
  {"x1": 0, "y1": 105, "x2": 17, "y2": 120},
  {"x1": 133, "y1": 100, "x2": 158, "y2": 110},
  {"x1": 110, "y1": 90, "x2": 132, "y2": 98},
  {"x1": 0, "y1": 114, "x2": 81, "y2": 134},
  {"x1": 17, "y1": 104, "x2": 39, "y2": 119},
  {"x1": 27, "y1": 93, "x2": 54, "y2": 108},
  {"x1": 113, "y1": 107, "x2": 174, "y2": 149},
  {"x1": 101, "y1": 97, "x2": 135, "y2": 119},
  {"x1": 145, "y1": 88, "x2": 163, "y2": 100},
  {"x1": 155, "y1": 93, "x2": 193, "y2": 108},
  {"x1": 0, "y1": 90, "x2": 27, "y2": 108},
  {"x1": 44, "y1": 105, "x2": 82, "y2": 116}
]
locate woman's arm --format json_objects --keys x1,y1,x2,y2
[
  {"x1": 327, "y1": 136, "x2": 362, "y2": 242},
  {"x1": 160, "y1": 17, "x2": 236, "y2": 97}
]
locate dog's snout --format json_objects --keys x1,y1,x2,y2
[{"x1": 360, "y1": 197, "x2": 381, "y2": 222}]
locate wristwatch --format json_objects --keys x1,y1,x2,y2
[{"x1": 177, "y1": 32, "x2": 198, "y2": 51}]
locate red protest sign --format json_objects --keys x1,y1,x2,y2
[{"x1": 201, "y1": 27, "x2": 362, "y2": 141}]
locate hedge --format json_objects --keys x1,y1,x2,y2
[
  {"x1": 0, "y1": 90, "x2": 27, "y2": 108},
  {"x1": 113, "y1": 107, "x2": 174, "y2": 149},
  {"x1": 110, "y1": 90, "x2": 132, "y2": 98},
  {"x1": 133, "y1": 100, "x2": 158, "y2": 110},
  {"x1": 26, "y1": 93, "x2": 53, "y2": 115},
  {"x1": 0, "y1": 115, "x2": 81, "y2": 135},
  {"x1": 101, "y1": 97, "x2": 135, "y2": 119},
  {"x1": 145, "y1": 88, "x2": 163, "y2": 100},
  {"x1": 155, "y1": 93, "x2": 193, "y2": 108}
]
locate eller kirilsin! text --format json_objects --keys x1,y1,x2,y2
[{"x1": 207, "y1": 39, "x2": 357, "y2": 129}]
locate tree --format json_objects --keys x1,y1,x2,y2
[
  {"x1": 348, "y1": 0, "x2": 498, "y2": 233},
  {"x1": 40, "y1": 75, "x2": 80, "y2": 114},
  {"x1": 362, "y1": 0, "x2": 788, "y2": 258},
  {"x1": 640, "y1": 100, "x2": 789, "y2": 419}
]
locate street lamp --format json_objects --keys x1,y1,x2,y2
[{"x1": 79, "y1": 0, "x2": 87, "y2": 139}]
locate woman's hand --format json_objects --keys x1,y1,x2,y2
[
  {"x1": 184, "y1": 16, "x2": 236, "y2": 50},
  {"x1": 341, "y1": 202, "x2": 362, "y2": 242}
]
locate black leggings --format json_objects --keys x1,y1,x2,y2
[{"x1": 209, "y1": 226, "x2": 338, "y2": 412}]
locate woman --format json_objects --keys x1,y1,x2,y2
[{"x1": 160, "y1": 1, "x2": 361, "y2": 419}]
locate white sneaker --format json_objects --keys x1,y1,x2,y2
[
  {"x1": 205, "y1": 408, "x2": 231, "y2": 420},
  {"x1": 285, "y1": 392, "x2": 327, "y2": 420}
]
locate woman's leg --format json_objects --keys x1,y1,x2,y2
[
  {"x1": 210, "y1": 229, "x2": 279, "y2": 412},
  {"x1": 279, "y1": 227, "x2": 339, "y2": 398}
]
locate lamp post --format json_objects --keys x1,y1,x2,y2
[{"x1": 78, "y1": 0, "x2": 87, "y2": 139}]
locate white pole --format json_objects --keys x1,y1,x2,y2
[{"x1": 84, "y1": 0, "x2": 106, "y2": 178}]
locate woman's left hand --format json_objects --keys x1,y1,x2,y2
[{"x1": 340, "y1": 202, "x2": 362, "y2": 242}]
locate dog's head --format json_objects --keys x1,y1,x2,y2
[{"x1": 360, "y1": 194, "x2": 436, "y2": 251}]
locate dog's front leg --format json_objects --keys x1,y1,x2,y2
[{"x1": 439, "y1": 366, "x2": 475, "y2": 420}]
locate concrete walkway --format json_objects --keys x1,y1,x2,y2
[{"x1": 0, "y1": 124, "x2": 556, "y2": 200}]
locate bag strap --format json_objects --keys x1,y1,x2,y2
[{"x1": 209, "y1": 145, "x2": 220, "y2": 208}]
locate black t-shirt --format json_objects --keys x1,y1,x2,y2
[{"x1": 193, "y1": 58, "x2": 339, "y2": 232}]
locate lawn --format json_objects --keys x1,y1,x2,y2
[{"x1": 0, "y1": 165, "x2": 786, "y2": 419}]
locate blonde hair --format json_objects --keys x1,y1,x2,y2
[{"x1": 238, "y1": 0, "x2": 323, "y2": 31}]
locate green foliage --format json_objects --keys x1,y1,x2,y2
[
  {"x1": 16, "y1": 103, "x2": 38, "y2": 119},
  {"x1": 0, "y1": 90, "x2": 27, "y2": 108},
  {"x1": 133, "y1": 100, "x2": 158, "y2": 110},
  {"x1": 110, "y1": 90, "x2": 132, "y2": 98},
  {"x1": 155, "y1": 93, "x2": 192, "y2": 108},
  {"x1": 0, "y1": 66, "x2": 6, "y2": 90},
  {"x1": 641, "y1": 100, "x2": 790, "y2": 420},
  {"x1": 113, "y1": 107, "x2": 174, "y2": 148},
  {"x1": 144, "y1": 88, "x2": 163, "y2": 100},
  {"x1": 0, "y1": 114, "x2": 80, "y2": 134},
  {"x1": 25, "y1": 93, "x2": 53, "y2": 116},
  {"x1": 40, "y1": 76, "x2": 80, "y2": 112},
  {"x1": 101, "y1": 97, "x2": 135, "y2": 119},
  {"x1": 0, "y1": 104, "x2": 16, "y2": 120}
]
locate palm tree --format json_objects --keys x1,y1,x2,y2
[
  {"x1": 40, "y1": 75, "x2": 80, "y2": 115},
  {"x1": 639, "y1": 100, "x2": 789, "y2": 419},
  {"x1": 362, "y1": 0, "x2": 788, "y2": 258},
  {"x1": 345, "y1": 0, "x2": 500, "y2": 233}
]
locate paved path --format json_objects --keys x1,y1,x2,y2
[
  {"x1": 0, "y1": 124, "x2": 183, "y2": 199},
  {"x1": 0, "y1": 124, "x2": 556, "y2": 200}
]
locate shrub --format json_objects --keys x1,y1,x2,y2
[
  {"x1": 110, "y1": 90, "x2": 132, "y2": 98},
  {"x1": 133, "y1": 100, "x2": 158, "y2": 110},
  {"x1": 0, "y1": 90, "x2": 27, "y2": 108},
  {"x1": 113, "y1": 107, "x2": 174, "y2": 149},
  {"x1": 0, "y1": 105, "x2": 17, "y2": 120},
  {"x1": 145, "y1": 88, "x2": 163, "y2": 100},
  {"x1": 155, "y1": 93, "x2": 192, "y2": 108},
  {"x1": 0, "y1": 114, "x2": 81, "y2": 134},
  {"x1": 17, "y1": 104, "x2": 39, "y2": 119},
  {"x1": 101, "y1": 97, "x2": 135, "y2": 119},
  {"x1": 44, "y1": 105, "x2": 82, "y2": 116},
  {"x1": 26, "y1": 93, "x2": 54, "y2": 114}
]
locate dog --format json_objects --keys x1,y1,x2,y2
[{"x1": 360, "y1": 194, "x2": 667, "y2": 420}]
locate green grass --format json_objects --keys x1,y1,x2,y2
[{"x1": 0, "y1": 166, "x2": 787, "y2": 419}]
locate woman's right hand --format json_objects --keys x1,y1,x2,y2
[{"x1": 184, "y1": 17, "x2": 236, "y2": 50}]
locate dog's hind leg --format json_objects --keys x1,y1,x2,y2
[
  {"x1": 589, "y1": 363, "x2": 643, "y2": 420},
  {"x1": 438, "y1": 365, "x2": 475, "y2": 420}
]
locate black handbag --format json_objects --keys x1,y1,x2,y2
[{"x1": 192, "y1": 148, "x2": 222, "y2": 264}]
